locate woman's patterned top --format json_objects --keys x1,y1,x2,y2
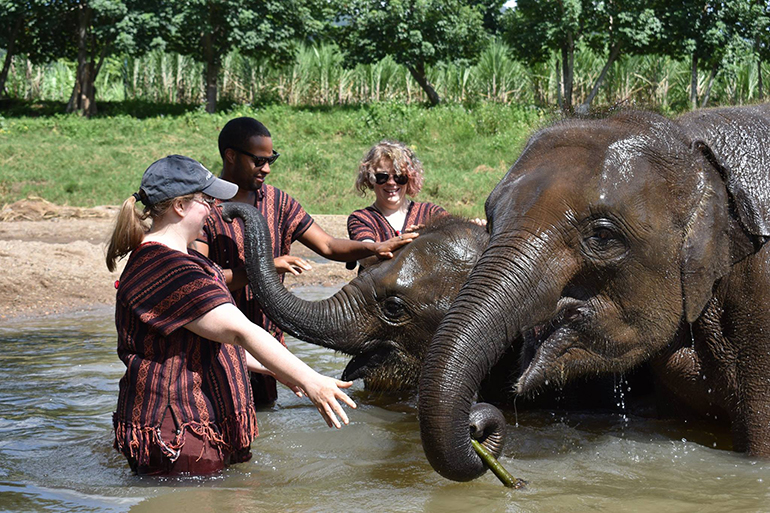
[{"x1": 113, "y1": 242, "x2": 257, "y2": 466}]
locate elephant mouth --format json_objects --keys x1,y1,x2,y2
[
  {"x1": 517, "y1": 321, "x2": 579, "y2": 394},
  {"x1": 341, "y1": 346, "x2": 394, "y2": 381},
  {"x1": 516, "y1": 298, "x2": 596, "y2": 394}
]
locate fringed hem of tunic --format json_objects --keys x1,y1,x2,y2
[{"x1": 114, "y1": 409, "x2": 259, "y2": 466}]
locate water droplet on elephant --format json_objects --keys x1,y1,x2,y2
[
  {"x1": 513, "y1": 396, "x2": 520, "y2": 428},
  {"x1": 544, "y1": 379, "x2": 549, "y2": 386}
]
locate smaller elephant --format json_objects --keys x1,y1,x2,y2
[{"x1": 222, "y1": 202, "x2": 489, "y2": 392}]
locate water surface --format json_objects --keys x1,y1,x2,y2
[{"x1": 1, "y1": 288, "x2": 768, "y2": 512}]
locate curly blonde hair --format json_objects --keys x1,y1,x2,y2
[{"x1": 355, "y1": 140, "x2": 424, "y2": 197}]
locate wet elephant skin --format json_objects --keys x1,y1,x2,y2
[{"x1": 418, "y1": 105, "x2": 770, "y2": 482}]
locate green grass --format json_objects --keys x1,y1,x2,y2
[{"x1": 0, "y1": 102, "x2": 548, "y2": 217}]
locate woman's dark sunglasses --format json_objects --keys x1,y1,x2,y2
[
  {"x1": 230, "y1": 147, "x2": 280, "y2": 168},
  {"x1": 374, "y1": 173, "x2": 409, "y2": 185}
]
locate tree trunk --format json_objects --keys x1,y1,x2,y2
[
  {"x1": 203, "y1": 32, "x2": 219, "y2": 113},
  {"x1": 555, "y1": 57, "x2": 562, "y2": 109},
  {"x1": 561, "y1": 34, "x2": 574, "y2": 113},
  {"x1": 406, "y1": 62, "x2": 440, "y2": 106},
  {"x1": 67, "y1": 3, "x2": 91, "y2": 115},
  {"x1": 0, "y1": 12, "x2": 25, "y2": 97},
  {"x1": 81, "y1": 44, "x2": 109, "y2": 117},
  {"x1": 576, "y1": 41, "x2": 622, "y2": 115},
  {"x1": 700, "y1": 61, "x2": 718, "y2": 109},
  {"x1": 690, "y1": 52, "x2": 699, "y2": 110}
]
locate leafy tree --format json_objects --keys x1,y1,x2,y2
[
  {"x1": 731, "y1": 0, "x2": 770, "y2": 99},
  {"x1": 505, "y1": 1, "x2": 665, "y2": 113},
  {"x1": 577, "y1": 1, "x2": 662, "y2": 113},
  {"x1": 6, "y1": 0, "x2": 164, "y2": 116},
  {"x1": 0, "y1": 0, "x2": 66, "y2": 98},
  {"x1": 164, "y1": 0, "x2": 314, "y2": 113},
  {"x1": 0, "y1": 0, "x2": 28, "y2": 96},
  {"x1": 504, "y1": 0, "x2": 593, "y2": 112},
  {"x1": 471, "y1": 0, "x2": 508, "y2": 34},
  {"x1": 337, "y1": 0, "x2": 491, "y2": 106},
  {"x1": 654, "y1": 0, "x2": 741, "y2": 109}
]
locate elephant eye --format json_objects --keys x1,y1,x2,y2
[
  {"x1": 582, "y1": 220, "x2": 627, "y2": 260},
  {"x1": 381, "y1": 296, "x2": 408, "y2": 321}
]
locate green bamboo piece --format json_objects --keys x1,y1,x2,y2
[{"x1": 471, "y1": 439, "x2": 527, "y2": 489}]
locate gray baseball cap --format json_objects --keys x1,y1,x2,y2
[{"x1": 138, "y1": 155, "x2": 237, "y2": 205}]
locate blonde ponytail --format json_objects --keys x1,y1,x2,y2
[{"x1": 106, "y1": 195, "x2": 148, "y2": 272}]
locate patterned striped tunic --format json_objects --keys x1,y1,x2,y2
[
  {"x1": 199, "y1": 184, "x2": 314, "y2": 343},
  {"x1": 347, "y1": 201, "x2": 447, "y2": 242},
  {"x1": 113, "y1": 242, "x2": 257, "y2": 467}
]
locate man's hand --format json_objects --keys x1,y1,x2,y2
[
  {"x1": 274, "y1": 255, "x2": 312, "y2": 275},
  {"x1": 373, "y1": 232, "x2": 419, "y2": 259}
]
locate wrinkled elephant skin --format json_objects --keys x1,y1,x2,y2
[{"x1": 419, "y1": 105, "x2": 770, "y2": 482}]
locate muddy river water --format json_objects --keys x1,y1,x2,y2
[{"x1": 1, "y1": 287, "x2": 768, "y2": 512}]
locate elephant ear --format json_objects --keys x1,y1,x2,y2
[{"x1": 681, "y1": 141, "x2": 770, "y2": 323}]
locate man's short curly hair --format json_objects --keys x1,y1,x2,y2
[
  {"x1": 218, "y1": 117, "x2": 271, "y2": 159},
  {"x1": 355, "y1": 140, "x2": 425, "y2": 197}
]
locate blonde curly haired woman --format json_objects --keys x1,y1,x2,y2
[{"x1": 347, "y1": 140, "x2": 447, "y2": 245}]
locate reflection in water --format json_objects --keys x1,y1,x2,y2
[{"x1": 1, "y1": 291, "x2": 769, "y2": 512}]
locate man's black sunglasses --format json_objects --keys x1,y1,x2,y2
[
  {"x1": 230, "y1": 147, "x2": 280, "y2": 168},
  {"x1": 374, "y1": 173, "x2": 409, "y2": 185}
]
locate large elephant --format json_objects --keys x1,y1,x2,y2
[
  {"x1": 221, "y1": 202, "x2": 489, "y2": 392},
  {"x1": 418, "y1": 105, "x2": 770, "y2": 482}
]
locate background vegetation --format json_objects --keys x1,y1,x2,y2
[
  {"x1": 0, "y1": 103, "x2": 544, "y2": 216},
  {"x1": 1, "y1": 1, "x2": 769, "y2": 215}
]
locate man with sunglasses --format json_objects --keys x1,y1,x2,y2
[{"x1": 192, "y1": 117, "x2": 416, "y2": 407}]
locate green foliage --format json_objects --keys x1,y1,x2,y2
[
  {"x1": 0, "y1": 103, "x2": 546, "y2": 217},
  {"x1": 504, "y1": 0, "x2": 584, "y2": 65},
  {"x1": 338, "y1": 0, "x2": 492, "y2": 103},
  {"x1": 162, "y1": 0, "x2": 324, "y2": 111},
  {"x1": 340, "y1": 0, "x2": 489, "y2": 67},
  {"x1": 165, "y1": 0, "x2": 305, "y2": 64},
  {"x1": 6, "y1": 37, "x2": 770, "y2": 111}
]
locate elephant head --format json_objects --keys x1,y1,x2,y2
[
  {"x1": 418, "y1": 108, "x2": 770, "y2": 482},
  {"x1": 221, "y1": 202, "x2": 489, "y2": 392}
]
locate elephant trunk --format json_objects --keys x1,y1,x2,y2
[
  {"x1": 222, "y1": 202, "x2": 364, "y2": 353},
  {"x1": 419, "y1": 233, "x2": 559, "y2": 482}
]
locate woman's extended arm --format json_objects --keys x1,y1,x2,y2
[{"x1": 184, "y1": 303, "x2": 356, "y2": 428}]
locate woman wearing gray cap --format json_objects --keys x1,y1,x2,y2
[{"x1": 106, "y1": 155, "x2": 356, "y2": 476}]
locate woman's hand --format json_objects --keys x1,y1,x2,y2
[
  {"x1": 274, "y1": 255, "x2": 312, "y2": 275},
  {"x1": 301, "y1": 376, "x2": 357, "y2": 428},
  {"x1": 374, "y1": 232, "x2": 419, "y2": 259},
  {"x1": 404, "y1": 223, "x2": 424, "y2": 233}
]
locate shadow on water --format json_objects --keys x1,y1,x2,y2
[{"x1": 1, "y1": 291, "x2": 769, "y2": 512}]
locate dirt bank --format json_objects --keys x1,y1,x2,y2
[{"x1": 0, "y1": 198, "x2": 355, "y2": 322}]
